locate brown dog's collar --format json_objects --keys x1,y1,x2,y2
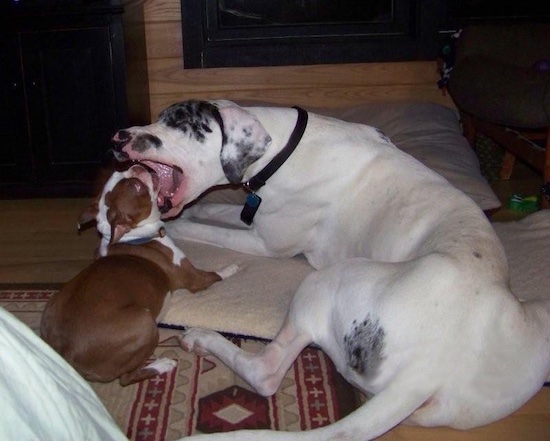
[{"x1": 113, "y1": 227, "x2": 166, "y2": 246}]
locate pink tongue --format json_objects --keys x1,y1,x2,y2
[{"x1": 142, "y1": 161, "x2": 174, "y2": 197}]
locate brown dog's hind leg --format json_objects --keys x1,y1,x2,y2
[
  {"x1": 119, "y1": 358, "x2": 177, "y2": 386},
  {"x1": 75, "y1": 306, "x2": 161, "y2": 385}
]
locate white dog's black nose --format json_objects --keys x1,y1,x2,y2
[{"x1": 112, "y1": 130, "x2": 132, "y2": 151}]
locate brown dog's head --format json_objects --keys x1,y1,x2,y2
[{"x1": 79, "y1": 164, "x2": 163, "y2": 250}]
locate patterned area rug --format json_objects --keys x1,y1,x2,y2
[{"x1": 0, "y1": 287, "x2": 360, "y2": 440}]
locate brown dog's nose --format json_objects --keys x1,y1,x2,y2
[{"x1": 112, "y1": 130, "x2": 132, "y2": 151}]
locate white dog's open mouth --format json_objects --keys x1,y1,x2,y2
[{"x1": 138, "y1": 160, "x2": 184, "y2": 215}]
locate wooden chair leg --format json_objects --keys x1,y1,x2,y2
[{"x1": 500, "y1": 151, "x2": 516, "y2": 180}]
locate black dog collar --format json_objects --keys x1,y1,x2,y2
[{"x1": 240, "y1": 106, "x2": 308, "y2": 225}]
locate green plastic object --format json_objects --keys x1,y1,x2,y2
[{"x1": 508, "y1": 194, "x2": 540, "y2": 212}]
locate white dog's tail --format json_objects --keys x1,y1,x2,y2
[{"x1": 179, "y1": 381, "x2": 432, "y2": 440}]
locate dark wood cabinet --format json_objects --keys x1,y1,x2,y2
[
  {"x1": 0, "y1": 33, "x2": 30, "y2": 186},
  {"x1": 0, "y1": 1, "x2": 149, "y2": 198},
  {"x1": 181, "y1": 1, "x2": 550, "y2": 69},
  {"x1": 181, "y1": 0, "x2": 451, "y2": 68}
]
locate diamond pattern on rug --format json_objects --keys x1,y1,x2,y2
[
  {"x1": 213, "y1": 400, "x2": 254, "y2": 424},
  {"x1": 198, "y1": 385, "x2": 270, "y2": 432}
]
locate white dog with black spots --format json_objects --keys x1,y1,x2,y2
[{"x1": 111, "y1": 100, "x2": 550, "y2": 440}]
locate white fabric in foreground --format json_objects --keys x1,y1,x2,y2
[
  {"x1": 0, "y1": 307, "x2": 127, "y2": 441},
  {"x1": 162, "y1": 210, "x2": 550, "y2": 340}
]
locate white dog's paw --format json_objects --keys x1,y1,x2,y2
[
  {"x1": 178, "y1": 328, "x2": 217, "y2": 356},
  {"x1": 217, "y1": 264, "x2": 240, "y2": 279},
  {"x1": 145, "y1": 358, "x2": 177, "y2": 375}
]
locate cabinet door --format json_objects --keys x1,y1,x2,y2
[
  {"x1": 0, "y1": 34, "x2": 32, "y2": 183},
  {"x1": 20, "y1": 26, "x2": 125, "y2": 186}
]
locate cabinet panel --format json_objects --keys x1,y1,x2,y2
[
  {"x1": 20, "y1": 27, "x2": 121, "y2": 183},
  {"x1": 0, "y1": 35, "x2": 31, "y2": 183},
  {"x1": 181, "y1": 0, "x2": 450, "y2": 68},
  {"x1": 0, "y1": 3, "x2": 149, "y2": 198}
]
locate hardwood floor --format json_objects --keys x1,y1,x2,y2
[
  {"x1": 0, "y1": 166, "x2": 548, "y2": 440},
  {"x1": 0, "y1": 198, "x2": 97, "y2": 284}
]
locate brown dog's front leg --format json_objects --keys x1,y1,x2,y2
[{"x1": 171, "y1": 259, "x2": 239, "y2": 293}]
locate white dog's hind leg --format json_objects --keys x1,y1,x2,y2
[
  {"x1": 313, "y1": 376, "x2": 433, "y2": 440},
  {"x1": 179, "y1": 320, "x2": 312, "y2": 397}
]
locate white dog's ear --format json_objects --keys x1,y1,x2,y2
[{"x1": 217, "y1": 105, "x2": 272, "y2": 183}]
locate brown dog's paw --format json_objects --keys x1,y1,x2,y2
[
  {"x1": 217, "y1": 264, "x2": 240, "y2": 279},
  {"x1": 119, "y1": 358, "x2": 177, "y2": 386}
]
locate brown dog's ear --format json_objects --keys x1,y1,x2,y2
[{"x1": 77, "y1": 201, "x2": 99, "y2": 233}]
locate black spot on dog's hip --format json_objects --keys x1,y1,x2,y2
[{"x1": 344, "y1": 315, "x2": 385, "y2": 375}]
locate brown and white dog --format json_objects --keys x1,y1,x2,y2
[{"x1": 40, "y1": 164, "x2": 238, "y2": 386}]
